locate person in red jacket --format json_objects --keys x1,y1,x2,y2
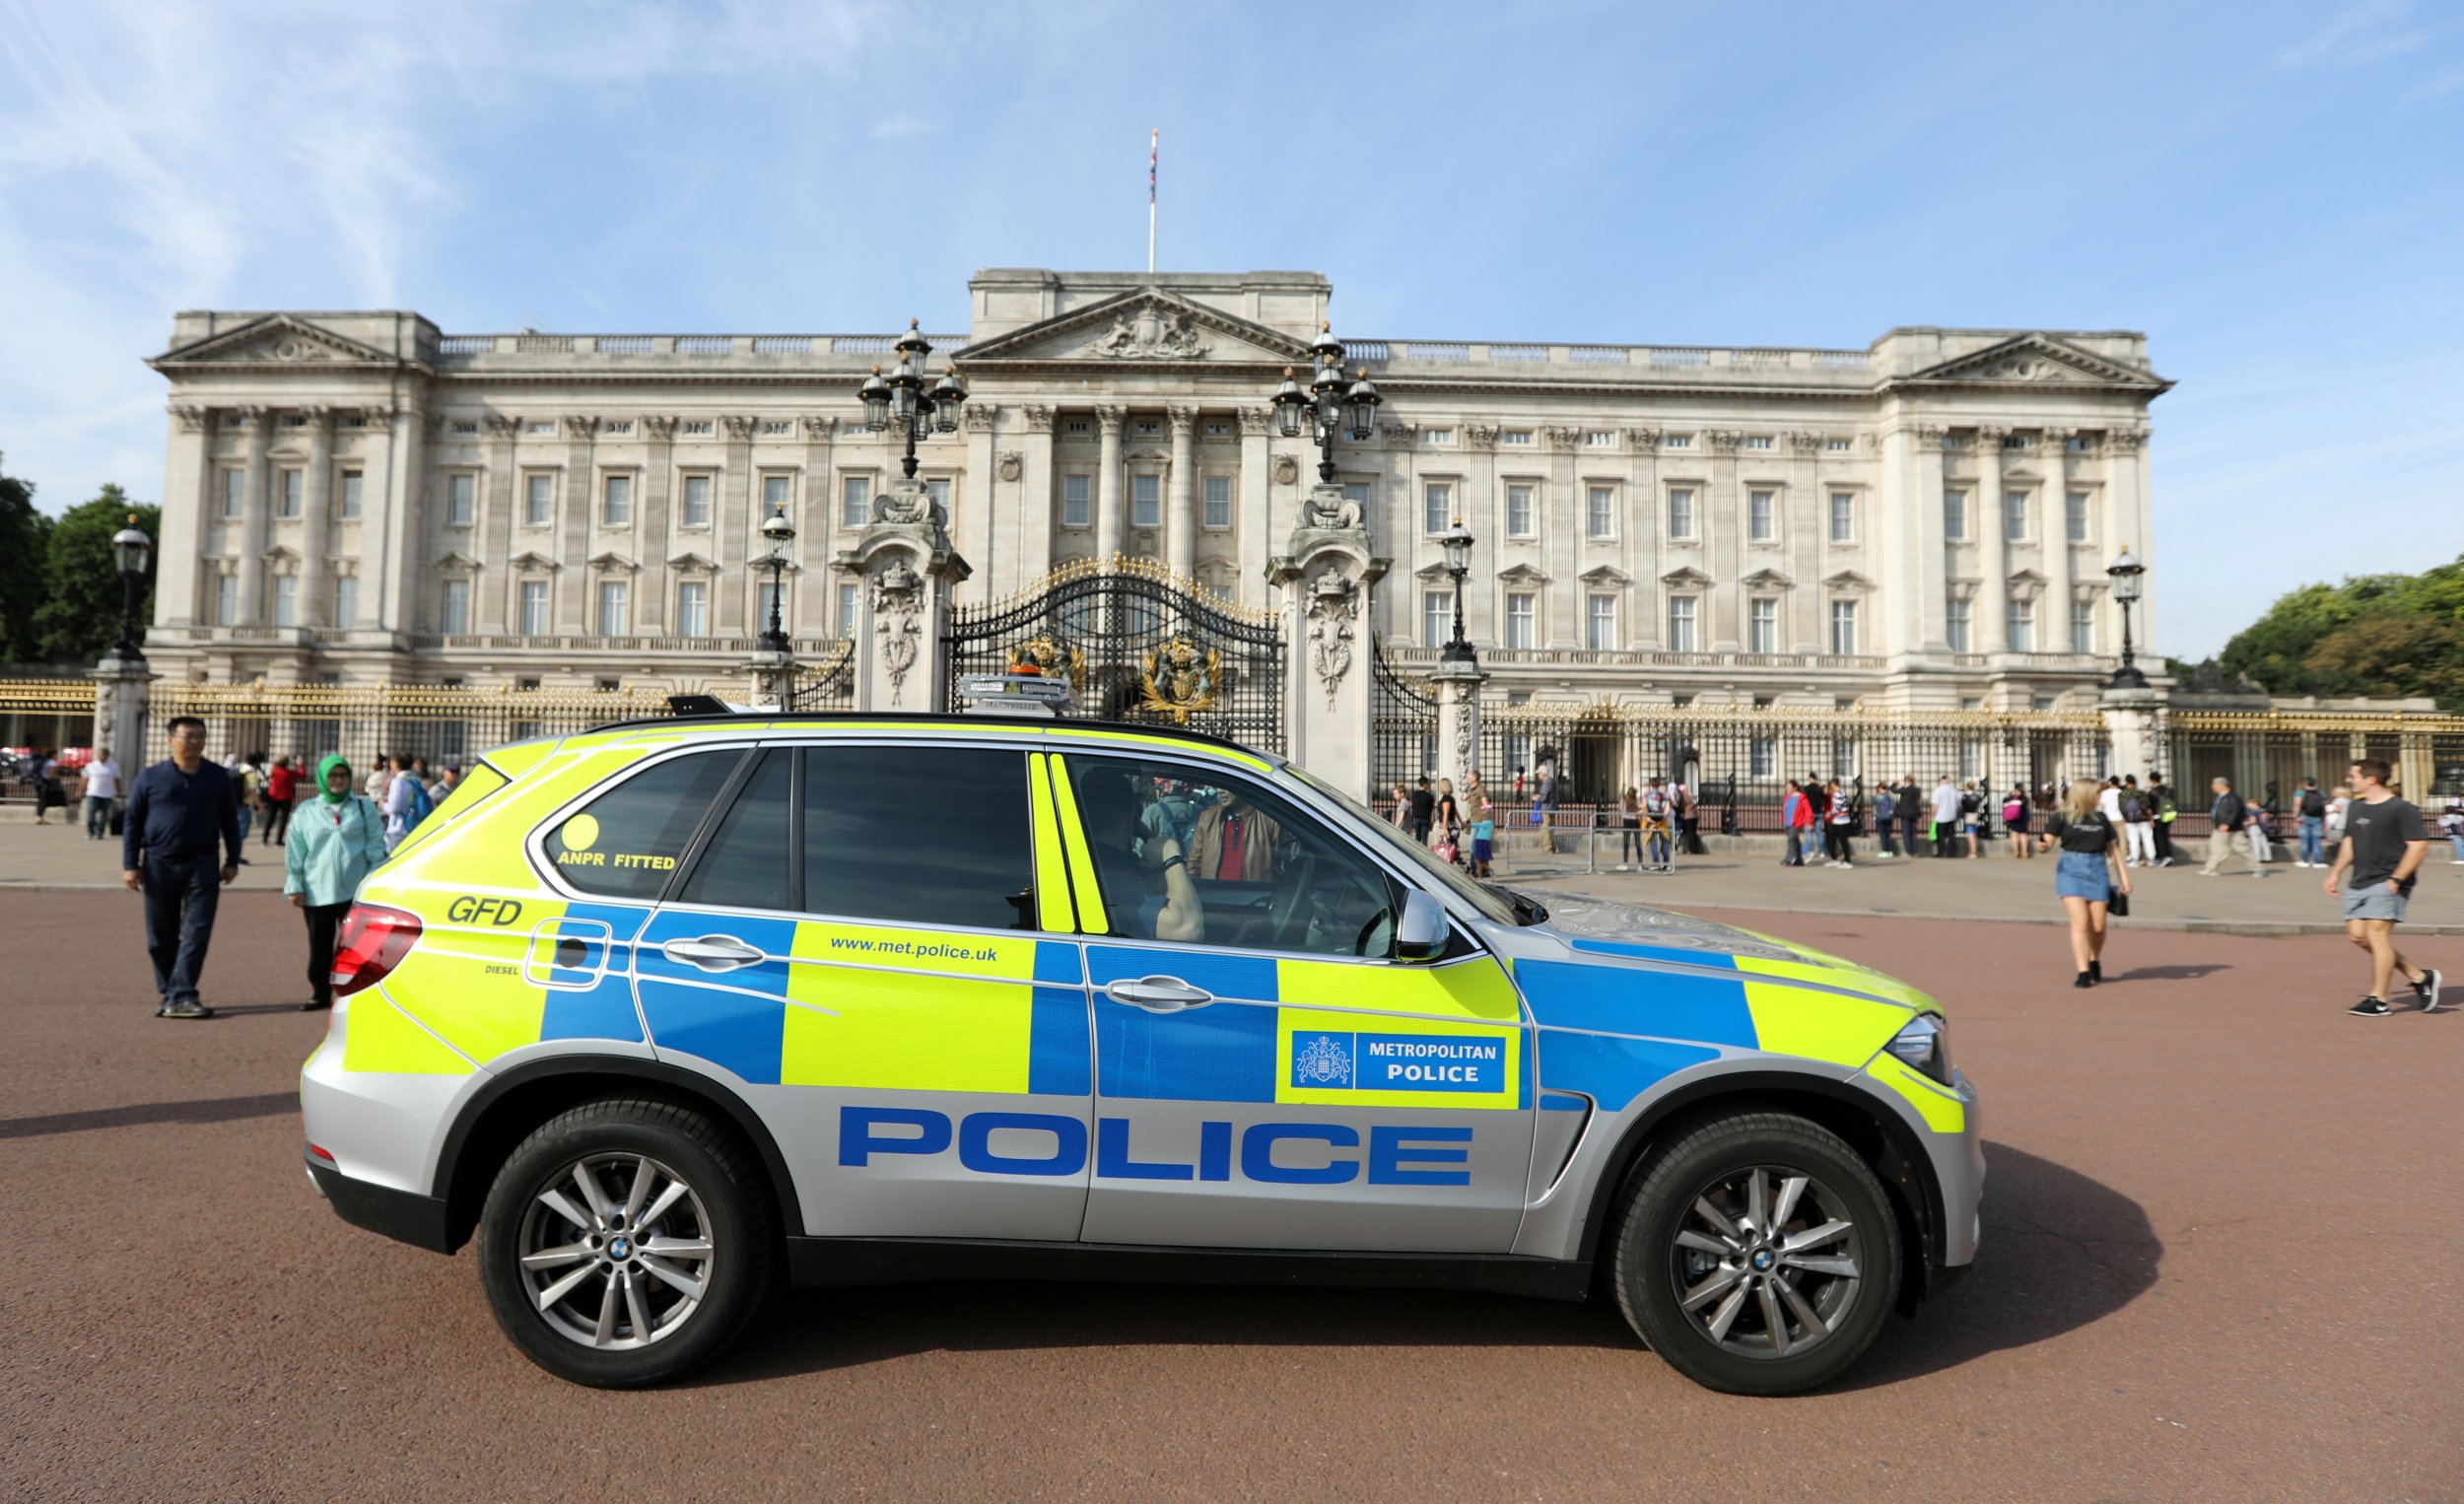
[{"x1": 262, "y1": 755, "x2": 299, "y2": 849}]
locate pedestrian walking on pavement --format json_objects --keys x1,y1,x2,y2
[
  {"x1": 2150, "y1": 778, "x2": 2178, "y2": 866},
  {"x1": 1959, "y1": 781, "x2": 1984, "y2": 858},
  {"x1": 2325, "y1": 757, "x2": 2440, "y2": 1017},
  {"x1": 1782, "y1": 781, "x2": 1815, "y2": 866},
  {"x1": 2441, "y1": 799, "x2": 2464, "y2": 864},
  {"x1": 1898, "y1": 775, "x2": 1925, "y2": 858},
  {"x1": 2042, "y1": 777, "x2": 2131, "y2": 989},
  {"x1": 1822, "y1": 779, "x2": 1855, "y2": 867},
  {"x1": 2294, "y1": 778, "x2": 2329, "y2": 867},
  {"x1": 1387, "y1": 782, "x2": 1410, "y2": 829},
  {"x1": 120, "y1": 716, "x2": 241, "y2": 1020},
  {"x1": 2245, "y1": 799, "x2": 2275, "y2": 866},
  {"x1": 263, "y1": 755, "x2": 298, "y2": 848},
  {"x1": 1930, "y1": 775, "x2": 1961, "y2": 857},
  {"x1": 1675, "y1": 778, "x2": 1705, "y2": 856},
  {"x1": 1407, "y1": 777, "x2": 1435, "y2": 847},
  {"x1": 2200, "y1": 777, "x2": 2257, "y2": 876},
  {"x1": 1617, "y1": 787, "x2": 1643, "y2": 870},
  {"x1": 81, "y1": 748, "x2": 120, "y2": 841},
  {"x1": 1873, "y1": 781, "x2": 1899, "y2": 857},
  {"x1": 2003, "y1": 784, "x2": 2033, "y2": 858},
  {"x1": 1643, "y1": 778, "x2": 1675, "y2": 869},
  {"x1": 2117, "y1": 776, "x2": 2156, "y2": 866},
  {"x1": 284, "y1": 754, "x2": 387, "y2": 1012}
]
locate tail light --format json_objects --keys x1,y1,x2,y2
[{"x1": 331, "y1": 903, "x2": 423, "y2": 997}]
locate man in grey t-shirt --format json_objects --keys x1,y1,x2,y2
[{"x1": 2324, "y1": 756, "x2": 2438, "y2": 1017}]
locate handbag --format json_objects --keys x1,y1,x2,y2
[{"x1": 2107, "y1": 886, "x2": 2130, "y2": 918}]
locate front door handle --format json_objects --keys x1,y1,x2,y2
[
  {"x1": 1106, "y1": 975, "x2": 1214, "y2": 1012},
  {"x1": 660, "y1": 934, "x2": 766, "y2": 972}
]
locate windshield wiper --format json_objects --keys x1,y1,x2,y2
[{"x1": 1483, "y1": 883, "x2": 1547, "y2": 925}]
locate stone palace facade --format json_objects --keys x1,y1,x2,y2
[{"x1": 145, "y1": 268, "x2": 2167, "y2": 709}]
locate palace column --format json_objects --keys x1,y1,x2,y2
[
  {"x1": 556, "y1": 415, "x2": 593, "y2": 634},
  {"x1": 1975, "y1": 427, "x2": 2009, "y2": 656},
  {"x1": 716, "y1": 415, "x2": 754, "y2": 633},
  {"x1": 638, "y1": 415, "x2": 676, "y2": 636},
  {"x1": 797, "y1": 415, "x2": 836, "y2": 635},
  {"x1": 376, "y1": 401, "x2": 419, "y2": 641},
  {"x1": 237, "y1": 406, "x2": 272, "y2": 623},
  {"x1": 1237, "y1": 406, "x2": 1272, "y2": 611},
  {"x1": 2041, "y1": 429, "x2": 2076, "y2": 658},
  {"x1": 1094, "y1": 405, "x2": 1126, "y2": 562},
  {"x1": 1016, "y1": 406, "x2": 1057, "y2": 586},
  {"x1": 963, "y1": 402, "x2": 1000, "y2": 595},
  {"x1": 299, "y1": 407, "x2": 335, "y2": 627},
  {"x1": 1166, "y1": 405, "x2": 1198, "y2": 580},
  {"x1": 158, "y1": 405, "x2": 212, "y2": 629}
]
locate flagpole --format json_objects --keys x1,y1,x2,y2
[{"x1": 1147, "y1": 128, "x2": 1157, "y2": 273}]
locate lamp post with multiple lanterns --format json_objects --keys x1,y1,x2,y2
[
  {"x1": 858, "y1": 319, "x2": 968, "y2": 480},
  {"x1": 1270, "y1": 323, "x2": 1382, "y2": 483}
]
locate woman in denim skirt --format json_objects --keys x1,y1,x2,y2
[{"x1": 2038, "y1": 777, "x2": 2133, "y2": 989}]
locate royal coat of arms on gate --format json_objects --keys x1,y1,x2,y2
[{"x1": 1136, "y1": 636, "x2": 1222, "y2": 724}]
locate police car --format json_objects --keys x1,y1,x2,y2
[{"x1": 302, "y1": 710, "x2": 1982, "y2": 1396}]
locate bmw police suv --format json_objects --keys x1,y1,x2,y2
[{"x1": 303, "y1": 712, "x2": 1982, "y2": 1395}]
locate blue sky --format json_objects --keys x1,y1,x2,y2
[{"x1": 2, "y1": 0, "x2": 2458, "y2": 658}]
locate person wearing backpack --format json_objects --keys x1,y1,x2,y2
[
  {"x1": 285, "y1": 754, "x2": 388, "y2": 1012},
  {"x1": 2003, "y1": 784, "x2": 2033, "y2": 858},
  {"x1": 2118, "y1": 775, "x2": 2156, "y2": 867},
  {"x1": 2294, "y1": 777, "x2": 2329, "y2": 867},
  {"x1": 380, "y1": 753, "x2": 431, "y2": 852}
]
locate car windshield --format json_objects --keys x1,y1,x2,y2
[{"x1": 1281, "y1": 764, "x2": 1522, "y2": 926}]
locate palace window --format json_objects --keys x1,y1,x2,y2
[
  {"x1": 1422, "y1": 428, "x2": 1455, "y2": 446},
  {"x1": 1829, "y1": 491, "x2": 1856, "y2": 543},
  {"x1": 1202, "y1": 475, "x2": 1233, "y2": 529},
  {"x1": 2007, "y1": 595, "x2": 2035, "y2": 652},
  {"x1": 2003, "y1": 432, "x2": 2031, "y2": 449},
  {"x1": 1946, "y1": 595, "x2": 1972, "y2": 652},
  {"x1": 760, "y1": 419, "x2": 792, "y2": 437},
  {"x1": 338, "y1": 471, "x2": 362, "y2": 520},
  {"x1": 1203, "y1": 420, "x2": 1231, "y2": 438},
  {"x1": 277, "y1": 468, "x2": 303, "y2": 519},
  {"x1": 1664, "y1": 433, "x2": 1694, "y2": 449},
  {"x1": 519, "y1": 581, "x2": 549, "y2": 637},
  {"x1": 1061, "y1": 474, "x2": 1091, "y2": 529},
  {"x1": 1744, "y1": 435, "x2": 1774, "y2": 450},
  {"x1": 1586, "y1": 594, "x2": 1616, "y2": 650},
  {"x1": 1748, "y1": 597, "x2": 1777, "y2": 654},
  {"x1": 2070, "y1": 598, "x2": 2094, "y2": 654},
  {"x1": 1825, "y1": 437, "x2": 1852, "y2": 451},
  {"x1": 680, "y1": 473, "x2": 712, "y2": 528},
  {"x1": 1668, "y1": 596, "x2": 1698, "y2": 652},
  {"x1": 1944, "y1": 489, "x2": 1967, "y2": 541},
  {"x1": 1130, "y1": 473, "x2": 1161, "y2": 529},
  {"x1": 1500, "y1": 430, "x2": 1534, "y2": 446},
  {"x1": 924, "y1": 477, "x2": 951, "y2": 514},
  {"x1": 676, "y1": 580, "x2": 710, "y2": 638},
  {"x1": 763, "y1": 474, "x2": 791, "y2": 513},
  {"x1": 596, "y1": 580, "x2": 629, "y2": 637},
  {"x1": 2066, "y1": 435, "x2": 2094, "y2": 453},
  {"x1": 1829, "y1": 599, "x2": 1859, "y2": 655},
  {"x1": 1135, "y1": 419, "x2": 1160, "y2": 436},
  {"x1": 1668, "y1": 487, "x2": 1696, "y2": 540},
  {"x1": 1587, "y1": 485, "x2": 1615, "y2": 540},
  {"x1": 756, "y1": 580, "x2": 783, "y2": 634},
  {"x1": 446, "y1": 473, "x2": 475, "y2": 527},
  {"x1": 1422, "y1": 482, "x2": 1453, "y2": 535},
  {"x1": 1584, "y1": 431, "x2": 1617, "y2": 448},
  {"x1": 838, "y1": 581, "x2": 859, "y2": 634},
  {"x1": 1748, "y1": 489, "x2": 1775, "y2": 543},
  {"x1": 841, "y1": 474, "x2": 871, "y2": 528},
  {"x1": 214, "y1": 575, "x2": 237, "y2": 626},
  {"x1": 2066, "y1": 490, "x2": 2090, "y2": 543},
  {"x1": 272, "y1": 575, "x2": 297, "y2": 627},
  {"x1": 1505, "y1": 592, "x2": 1536, "y2": 649},
  {"x1": 1750, "y1": 737, "x2": 1777, "y2": 779},
  {"x1": 2003, "y1": 490, "x2": 2028, "y2": 541},
  {"x1": 680, "y1": 420, "x2": 714, "y2": 438},
  {"x1": 602, "y1": 474, "x2": 633, "y2": 527},
  {"x1": 333, "y1": 577, "x2": 358, "y2": 631},
  {"x1": 442, "y1": 579, "x2": 470, "y2": 634},
  {"x1": 221, "y1": 470, "x2": 244, "y2": 520},
  {"x1": 1506, "y1": 485, "x2": 1535, "y2": 537},
  {"x1": 526, "y1": 420, "x2": 555, "y2": 437},
  {"x1": 602, "y1": 420, "x2": 634, "y2": 437},
  {"x1": 1422, "y1": 589, "x2": 1453, "y2": 647},
  {"x1": 450, "y1": 420, "x2": 478, "y2": 436}
]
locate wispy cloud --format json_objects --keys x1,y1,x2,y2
[{"x1": 2270, "y1": 0, "x2": 2427, "y2": 71}]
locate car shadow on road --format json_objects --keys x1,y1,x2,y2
[
  {"x1": 698, "y1": 1138, "x2": 2155, "y2": 1390},
  {"x1": 0, "y1": 1091, "x2": 296, "y2": 1139}
]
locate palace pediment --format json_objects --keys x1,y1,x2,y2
[
  {"x1": 150, "y1": 314, "x2": 403, "y2": 370},
  {"x1": 1900, "y1": 333, "x2": 2168, "y2": 390},
  {"x1": 956, "y1": 289, "x2": 1316, "y2": 368}
]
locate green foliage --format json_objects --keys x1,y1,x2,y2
[
  {"x1": 0, "y1": 463, "x2": 51, "y2": 660},
  {"x1": 2217, "y1": 553, "x2": 2464, "y2": 711},
  {"x1": 33, "y1": 486, "x2": 159, "y2": 663}
]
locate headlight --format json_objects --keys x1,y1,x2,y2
[{"x1": 1883, "y1": 1013, "x2": 1951, "y2": 1085}]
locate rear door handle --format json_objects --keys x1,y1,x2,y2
[
  {"x1": 660, "y1": 934, "x2": 766, "y2": 972},
  {"x1": 1105, "y1": 975, "x2": 1214, "y2": 1012}
]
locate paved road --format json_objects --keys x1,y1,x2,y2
[{"x1": 3, "y1": 890, "x2": 2457, "y2": 1500}]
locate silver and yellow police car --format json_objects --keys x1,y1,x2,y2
[{"x1": 303, "y1": 708, "x2": 1981, "y2": 1396}]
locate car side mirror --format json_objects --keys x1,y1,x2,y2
[{"x1": 1393, "y1": 889, "x2": 1448, "y2": 964}]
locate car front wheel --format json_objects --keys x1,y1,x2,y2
[
  {"x1": 478, "y1": 1098, "x2": 777, "y2": 1387},
  {"x1": 1610, "y1": 1111, "x2": 1901, "y2": 1396}
]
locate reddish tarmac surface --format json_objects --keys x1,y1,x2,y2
[{"x1": 3, "y1": 889, "x2": 2458, "y2": 1501}]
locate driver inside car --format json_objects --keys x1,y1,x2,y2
[
  {"x1": 1187, "y1": 789, "x2": 1284, "y2": 881},
  {"x1": 1074, "y1": 768, "x2": 1206, "y2": 942}
]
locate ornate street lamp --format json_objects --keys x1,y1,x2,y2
[
  {"x1": 1439, "y1": 515, "x2": 1475, "y2": 667},
  {"x1": 861, "y1": 319, "x2": 967, "y2": 481},
  {"x1": 2105, "y1": 548, "x2": 2148, "y2": 689},
  {"x1": 110, "y1": 513, "x2": 153, "y2": 660},
  {"x1": 1271, "y1": 322, "x2": 1381, "y2": 483},
  {"x1": 755, "y1": 502, "x2": 795, "y2": 656}
]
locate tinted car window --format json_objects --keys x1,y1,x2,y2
[
  {"x1": 677, "y1": 749, "x2": 791, "y2": 910},
  {"x1": 545, "y1": 749, "x2": 745, "y2": 900},
  {"x1": 801, "y1": 745, "x2": 1038, "y2": 930},
  {"x1": 1061, "y1": 754, "x2": 1399, "y2": 956}
]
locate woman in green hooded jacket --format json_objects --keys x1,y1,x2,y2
[{"x1": 283, "y1": 754, "x2": 388, "y2": 1011}]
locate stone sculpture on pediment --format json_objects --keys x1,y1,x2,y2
[
  {"x1": 1305, "y1": 567, "x2": 1359, "y2": 710},
  {"x1": 871, "y1": 557, "x2": 924, "y2": 705},
  {"x1": 1085, "y1": 302, "x2": 1213, "y2": 361}
]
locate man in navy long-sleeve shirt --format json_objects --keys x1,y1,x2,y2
[{"x1": 120, "y1": 716, "x2": 241, "y2": 1019}]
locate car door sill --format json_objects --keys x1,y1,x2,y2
[{"x1": 785, "y1": 1235, "x2": 1592, "y2": 1301}]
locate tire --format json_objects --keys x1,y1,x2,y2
[
  {"x1": 1609, "y1": 1111, "x2": 1901, "y2": 1396},
  {"x1": 477, "y1": 1097, "x2": 778, "y2": 1387}
]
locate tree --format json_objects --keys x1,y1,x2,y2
[
  {"x1": 0, "y1": 459, "x2": 51, "y2": 661},
  {"x1": 2216, "y1": 553, "x2": 2464, "y2": 712},
  {"x1": 33, "y1": 486, "x2": 159, "y2": 664}
]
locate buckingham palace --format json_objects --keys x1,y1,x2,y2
[{"x1": 143, "y1": 267, "x2": 2167, "y2": 712}]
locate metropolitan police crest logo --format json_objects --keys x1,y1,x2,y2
[{"x1": 1292, "y1": 1033, "x2": 1353, "y2": 1088}]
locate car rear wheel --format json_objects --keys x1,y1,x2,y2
[
  {"x1": 478, "y1": 1098, "x2": 776, "y2": 1387},
  {"x1": 1609, "y1": 1111, "x2": 1900, "y2": 1396}
]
